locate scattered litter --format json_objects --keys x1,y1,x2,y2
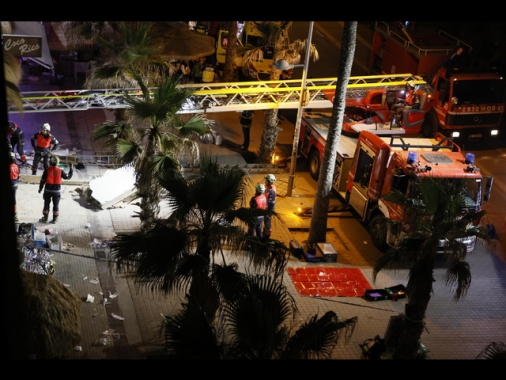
[
  {"x1": 74, "y1": 346, "x2": 82, "y2": 352},
  {"x1": 89, "y1": 278, "x2": 99, "y2": 285},
  {"x1": 108, "y1": 291, "x2": 118, "y2": 299},
  {"x1": 94, "y1": 329, "x2": 121, "y2": 346},
  {"x1": 86, "y1": 294, "x2": 95, "y2": 303},
  {"x1": 89, "y1": 238, "x2": 114, "y2": 249},
  {"x1": 63, "y1": 283, "x2": 71, "y2": 287},
  {"x1": 83, "y1": 276, "x2": 88, "y2": 280},
  {"x1": 112, "y1": 313, "x2": 124, "y2": 321}
]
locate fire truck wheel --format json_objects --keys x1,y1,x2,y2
[
  {"x1": 369, "y1": 214, "x2": 388, "y2": 251},
  {"x1": 308, "y1": 150, "x2": 321, "y2": 181}
]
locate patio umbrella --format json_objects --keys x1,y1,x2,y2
[{"x1": 160, "y1": 22, "x2": 216, "y2": 61}]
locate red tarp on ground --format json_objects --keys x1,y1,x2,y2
[{"x1": 287, "y1": 267, "x2": 372, "y2": 297}]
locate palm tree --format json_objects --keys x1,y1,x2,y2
[
  {"x1": 93, "y1": 75, "x2": 212, "y2": 230},
  {"x1": 372, "y1": 177, "x2": 493, "y2": 359},
  {"x1": 308, "y1": 22, "x2": 357, "y2": 245},
  {"x1": 84, "y1": 22, "x2": 212, "y2": 230},
  {"x1": 110, "y1": 157, "x2": 288, "y2": 318},
  {"x1": 221, "y1": 21, "x2": 239, "y2": 82},
  {"x1": 234, "y1": 21, "x2": 319, "y2": 163},
  {"x1": 161, "y1": 273, "x2": 358, "y2": 359}
]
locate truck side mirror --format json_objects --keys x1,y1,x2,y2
[{"x1": 484, "y1": 176, "x2": 493, "y2": 202}]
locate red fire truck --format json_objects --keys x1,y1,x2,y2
[
  {"x1": 299, "y1": 111, "x2": 493, "y2": 253},
  {"x1": 370, "y1": 21, "x2": 505, "y2": 143}
]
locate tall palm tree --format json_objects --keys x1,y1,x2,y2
[
  {"x1": 235, "y1": 21, "x2": 319, "y2": 163},
  {"x1": 85, "y1": 22, "x2": 212, "y2": 230},
  {"x1": 308, "y1": 22, "x2": 357, "y2": 244},
  {"x1": 110, "y1": 157, "x2": 288, "y2": 318},
  {"x1": 161, "y1": 273, "x2": 358, "y2": 359},
  {"x1": 373, "y1": 177, "x2": 493, "y2": 359},
  {"x1": 221, "y1": 21, "x2": 239, "y2": 82},
  {"x1": 93, "y1": 75, "x2": 212, "y2": 230}
]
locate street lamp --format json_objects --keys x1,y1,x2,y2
[{"x1": 274, "y1": 21, "x2": 314, "y2": 197}]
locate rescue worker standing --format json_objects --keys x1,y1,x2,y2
[
  {"x1": 391, "y1": 81, "x2": 420, "y2": 128},
  {"x1": 38, "y1": 155, "x2": 73, "y2": 223},
  {"x1": 7, "y1": 121, "x2": 27, "y2": 166},
  {"x1": 31, "y1": 123, "x2": 59, "y2": 175},
  {"x1": 240, "y1": 110, "x2": 254, "y2": 150},
  {"x1": 263, "y1": 174, "x2": 277, "y2": 240},
  {"x1": 9, "y1": 152, "x2": 20, "y2": 222},
  {"x1": 248, "y1": 183, "x2": 267, "y2": 239}
]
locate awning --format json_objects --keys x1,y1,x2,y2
[{"x1": 13, "y1": 21, "x2": 53, "y2": 70}]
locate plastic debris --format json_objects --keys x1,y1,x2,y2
[
  {"x1": 86, "y1": 294, "x2": 95, "y2": 303},
  {"x1": 112, "y1": 313, "x2": 124, "y2": 321}
]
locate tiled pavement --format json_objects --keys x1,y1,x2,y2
[{"x1": 12, "y1": 108, "x2": 506, "y2": 363}]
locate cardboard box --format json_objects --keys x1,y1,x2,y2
[
  {"x1": 33, "y1": 230, "x2": 46, "y2": 247},
  {"x1": 46, "y1": 234, "x2": 62, "y2": 251},
  {"x1": 316, "y1": 242, "x2": 338, "y2": 262}
]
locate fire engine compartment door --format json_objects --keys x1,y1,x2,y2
[
  {"x1": 402, "y1": 108, "x2": 426, "y2": 130},
  {"x1": 349, "y1": 143, "x2": 375, "y2": 219}
]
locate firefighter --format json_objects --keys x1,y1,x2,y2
[
  {"x1": 7, "y1": 121, "x2": 27, "y2": 166},
  {"x1": 248, "y1": 183, "x2": 267, "y2": 239},
  {"x1": 31, "y1": 123, "x2": 59, "y2": 175},
  {"x1": 263, "y1": 174, "x2": 277, "y2": 240},
  {"x1": 9, "y1": 152, "x2": 20, "y2": 222},
  {"x1": 390, "y1": 81, "x2": 420, "y2": 127},
  {"x1": 240, "y1": 110, "x2": 254, "y2": 150},
  {"x1": 38, "y1": 155, "x2": 73, "y2": 223}
]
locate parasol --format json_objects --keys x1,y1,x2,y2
[{"x1": 160, "y1": 22, "x2": 216, "y2": 61}]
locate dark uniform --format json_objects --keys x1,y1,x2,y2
[
  {"x1": 9, "y1": 152, "x2": 20, "y2": 222},
  {"x1": 7, "y1": 121, "x2": 27, "y2": 165},
  {"x1": 263, "y1": 174, "x2": 277, "y2": 240},
  {"x1": 240, "y1": 110, "x2": 254, "y2": 150},
  {"x1": 248, "y1": 183, "x2": 267, "y2": 239},
  {"x1": 31, "y1": 123, "x2": 59, "y2": 175},
  {"x1": 38, "y1": 156, "x2": 73, "y2": 223}
]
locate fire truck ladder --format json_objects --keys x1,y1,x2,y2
[{"x1": 10, "y1": 74, "x2": 426, "y2": 114}]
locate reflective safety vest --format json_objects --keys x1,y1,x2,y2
[
  {"x1": 10, "y1": 162, "x2": 19, "y2": 183},
  {"x1": 46, "y1": 166, "x2": 63, "y2": 185},
  {"x1": 253, "y1": 193, "x2": 267, "y2": 210}
]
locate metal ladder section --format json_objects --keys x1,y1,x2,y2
[{"x1": 10, "y1": 74, "x2": 426, "y2": 114}]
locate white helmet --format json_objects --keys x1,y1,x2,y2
[
  {"x1": 265, "y1": 174, "x2": 276, "y2": 183},
  {"x1": 255, "y1": 183, "x2": 266, "y2": 193},
  {"x1": 42, "y1": 123, "x2": 51, "y2": 131}
]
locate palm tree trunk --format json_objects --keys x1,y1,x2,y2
[
  {"x1": 258, "y1": 109, "x2": 279, "y2": 163},
  {"x1": 391, "y1": 251, "x2": 435, "y2": 359}
]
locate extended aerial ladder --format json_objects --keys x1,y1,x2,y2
[{"x1": 9, "y1": 74, "x2": 426, "y2": 114}]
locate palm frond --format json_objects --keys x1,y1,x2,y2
[
  {"x1": 282, "y1": 313, "x2": 358, "y2": 360},
  {"x1": 162, "y1": 298, "x2": 221, "y2": 359}
]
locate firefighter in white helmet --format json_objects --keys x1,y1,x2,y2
[
  {"x1": 31, "y1": 123, "x2": 60, "y2": 175},
  {"x1": 248, "y1": 183, "x2": 267, "y2": 238}
]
